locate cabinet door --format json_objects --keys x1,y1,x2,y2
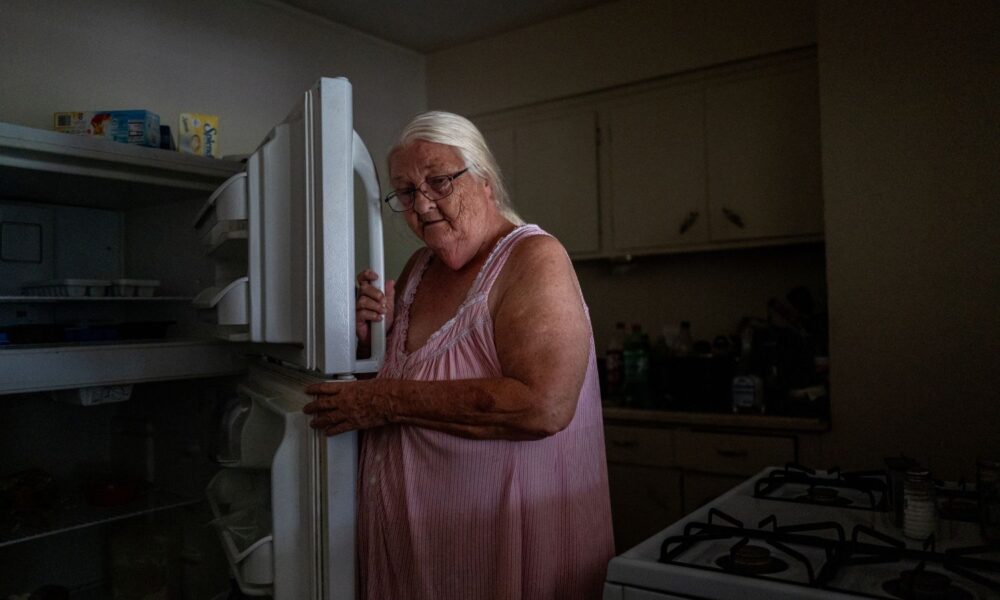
[
  {"x1": 608, "y1": 88, "x2": 707, "y2": 251},
  {"x1": 682, "y1": 471, "x2": 744, "y2": 515},
  {"x1": 607, "y1": 463, "x2": 682, "y2": 552},
  {"x1": 705, "y1": 62, "x2": 822, "y2": 241},
  {"x1": 481, "y1": 114, "x2": 601, "y2": 256},
  {"x1": 674, "y1": 430, "x2": 796, "y2": 476},
  {"x1": 513, "y1": 112, "x2": 601, "y2": 255}
]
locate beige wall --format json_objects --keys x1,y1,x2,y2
[
  {"x1": 428, "y1": 0, "x2": 1000, "y2": 479},
  {"x1": 0, "y1": 0, "x2": 424, "y2": 276},
  {"x1": 427, "y1": 0, "x2": 824, "y2": 358},
  {"x1": 817, "y1": 1, "x2": 1000, "y2": 478},
  {"x1": 427, "y1": 0, "x2": 815, "y2": 115}
]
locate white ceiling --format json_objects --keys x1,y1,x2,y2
[{"x1": 279, "y1": 0, "x2": 615, "y2": 53}]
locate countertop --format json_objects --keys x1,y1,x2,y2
[{"x1": 602, "y1": 405, "x2": 829, "y2": 432}]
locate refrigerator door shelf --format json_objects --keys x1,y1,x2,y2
[
  {"x1": 194, "y1": 172, "x2": 248, "y2": 231},
  {"x1": 207, "y1": 469, "x2": 275, "y2": 595},
  {"x1": 193, "y1": 277, "x2": 249, "y2": 327}
]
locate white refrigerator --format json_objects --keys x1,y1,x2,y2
[{"x1": 0, "y1": 78, "x2": 384, "y2": 599}]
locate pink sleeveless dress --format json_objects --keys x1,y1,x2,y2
[{"x1": 358, "y1": 225, "x2": 614, "y2": 599}]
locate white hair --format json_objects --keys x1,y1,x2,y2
[{"x1": 389, "y1": 111, "x2": 523, "y2": 225}]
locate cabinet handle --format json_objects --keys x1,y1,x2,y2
[
  {"x1": 722, "y1": 207, "x2": 746, "y2": 229},
  {"x1": 678, "y1": 211, "x2": 700, "y2": 235},
  {"x1": 611, "y1": 440, "x2": 638, "y2": 449},
  {"x1": 716, "y1": 448, "x2": 749, "y2": 459}
]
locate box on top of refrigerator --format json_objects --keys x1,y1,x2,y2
[
  {"x1": 178, "y1": 113, "x2": 220, "y2": 158},
  {"x1": 54, "y1": 110, "x2": 161, "y2": 147}
]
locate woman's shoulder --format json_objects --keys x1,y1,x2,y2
[{"x1": 492, "y1": 230, "x2": 574, "y2": 296}]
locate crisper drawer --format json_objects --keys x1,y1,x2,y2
[
  {"x1": 674, "y1": 430, "x2": 795, "y2": 476},
  {"x1": 604, "y1": 425, "x2": 675, "y2": 468}
]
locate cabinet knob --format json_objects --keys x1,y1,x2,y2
[
  {"x1": 678, "y1": 211, "x2": 700, "y2": 235},
  {"x1": 722, "y1": 207, "x2": 746, "y2": 229}
]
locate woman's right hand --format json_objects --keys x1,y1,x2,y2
[{"x1": 356, "y1": 269, "x2": 395, "y2": 355}]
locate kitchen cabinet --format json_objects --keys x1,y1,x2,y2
[
  {"x1": 605, "y1": 425, "x2": 682, "y2": 551},
  {"x1": 704, "y1": 60, "x2": 822, "y2": 242},
  {"x1": 0, "y1": 122, "x2": 246, "y2": 394},
  {"x1": 603, "y1": 408, "x2": 827, "y2": 550},
  {"x1": 475, "y1": 47, "x2": 821, "y2": 259},
  {"x1": 480, "y1": 110, "x2": 601, "y2": 256},
  {"x1": 607, "y1": 85, "x2": 707, "y2": 251}
]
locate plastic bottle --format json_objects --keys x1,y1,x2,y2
[
  {"x1": 673, "y1": 321, "x2": 694, "y2": 357},
  {"x1": 605, "y1": 322, "x2": 626, "y2": 397},
  {"x1": 650, "y1": 333, "x2": 671, "y2": 404},
  {"x1": 623, "y1": 324, "x2": 650, "y2": 406},
  {"x1": 731, "y1": 325, "x2": 764, "y2": 413}
]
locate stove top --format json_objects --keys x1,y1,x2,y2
[
  {"x1": 753, "y1": 463, "x2": 890, "y2": 511},
  {"x1": 605, "y1": 467, "x2": 1000, "y2": 600}
]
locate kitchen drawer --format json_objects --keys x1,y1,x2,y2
[
  {"x1": 674, "y1": 430, "x2": 794, "y2": 476},
  {"x1": 604, "y1": 426, "x2": 675, "y2": 468}
]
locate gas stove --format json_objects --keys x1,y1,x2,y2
[{"x1": 604, "y1": 466, "x2": 1000, "y2": 599}]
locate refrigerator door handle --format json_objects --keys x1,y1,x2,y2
[{"x1": 351, "y1": 131, "x2": 385, "y2": 373}]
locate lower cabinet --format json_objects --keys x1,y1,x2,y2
[
  {"x1": 605, "y1": 421, "x2": 810, "y2": 551},
  {"x1": 607, "y1": 464, "x2": 682, "y2": 553}
]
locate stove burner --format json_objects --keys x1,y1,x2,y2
[
  {"x1": 715, "y1": 543, "x2": 790, "y2": 575},
  {"x1": 882, "y1": 569, "x2": 973, "y2": 600},
  {"x1": 796, "y1": 486, "x2": 853, "y2": 506}
]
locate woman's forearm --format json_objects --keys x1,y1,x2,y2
[{"x1": 366, "y1": 377, "x2": 576, "y2": 441}]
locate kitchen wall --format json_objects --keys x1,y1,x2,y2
[
  {"x1": 0, "y1": 0, "x2": 424, "y2": 276},
  {"x1": 817, "y1": 1, "x2": 1000, "y2": 478},
  {"x1": 428, "y1": 0, "x2": 1000, "y2": 478},
  {"x1": 427, "y1": 0, "x2": 822, "y2": 353}
]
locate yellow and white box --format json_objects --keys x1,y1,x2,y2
[{"x1": 178, "y1": 113, "x2": 220, "y2": 157}]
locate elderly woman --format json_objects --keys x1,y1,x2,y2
[{"x1": 304, "y1": 111, "x2": 613, "y2": 599}]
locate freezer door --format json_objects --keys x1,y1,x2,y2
[
  {"x1": 195, "y1": 78, "x2": 385, "y2": 376},
  {"x1": 210, "y1": 77, "x2": 385, "y2": 375}
]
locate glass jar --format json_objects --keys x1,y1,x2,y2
[
  {"x1": 902, "y1": 468, "x2": 936, "y2": 540},
  {"x1": 977, "y1": 456, "x2": 1000, "y2": 542}
]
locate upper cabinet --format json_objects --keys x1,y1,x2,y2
[
  {"x1": 481, "y1": 110, "x2": 601, "y2": 256},
  {"x1": 607, "y1": 84, "x2": 707, "y2": 251},
  {"x1": 704, "y1": 60, "x2": 822, "y2": 242},
  {"x1": 476, "y1": 48, "x2": 822, "y2": 259}
]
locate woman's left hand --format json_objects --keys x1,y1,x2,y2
[{"x1": 303, "y1": 380, "x2": 393, "y2": 436}]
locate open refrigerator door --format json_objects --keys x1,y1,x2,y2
[{"x1": 206, "y1": 362, "x2": 357, "y2": 600}]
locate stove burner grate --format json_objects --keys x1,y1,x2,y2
[
  {"x1": 754, "y1": 463, "x2": 889, "y2": 511},
  {"x1": 796, "y1": 485, "x2": 854, "y2": 506},
  {"x1": 881, "y1": 569, "x2": 974, "y2": 600},
  {"x1": 715, "y1": 541, "x2": 790, "y2": 575}
]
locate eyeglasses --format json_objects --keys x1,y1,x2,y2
[{"x1": 383, "y1": 168, "x2": 469, "y2": 212}]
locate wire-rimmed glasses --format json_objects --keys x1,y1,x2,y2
[{"x1": 383, "y1": 168, "x2": 469, "y2": 212}]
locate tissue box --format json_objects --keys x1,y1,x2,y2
[
  {"x1": 178, "y1": 113, "x2": 220, "y2": 157},
  {"x1": 54, "y1": 110, "x2": 161, "y2": 147}
]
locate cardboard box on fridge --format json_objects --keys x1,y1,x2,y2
[
  {"x1": 53, "y1": 110, "x2": 161, "y2": 147},
  {"x1": 178, "y1": 113, "x2": 220, "y2": 158}
]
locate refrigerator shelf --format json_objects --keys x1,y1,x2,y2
[
  {"x1": 0, "y1": 488, "x2": 199, "y2": 549},
  {"x1": 0, "y1": 338, "x2": 246, "y2": 395},
  {"x1": 0, "y1": 296, "x2": 192, "y2": 303}
]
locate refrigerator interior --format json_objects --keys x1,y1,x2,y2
[{"x1": 0, "y1": 377, "x2": 238, "y2": 599}]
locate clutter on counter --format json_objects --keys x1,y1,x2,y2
[{"x1": 601, "y1": 285, "x2": 830, "y2": 418}]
